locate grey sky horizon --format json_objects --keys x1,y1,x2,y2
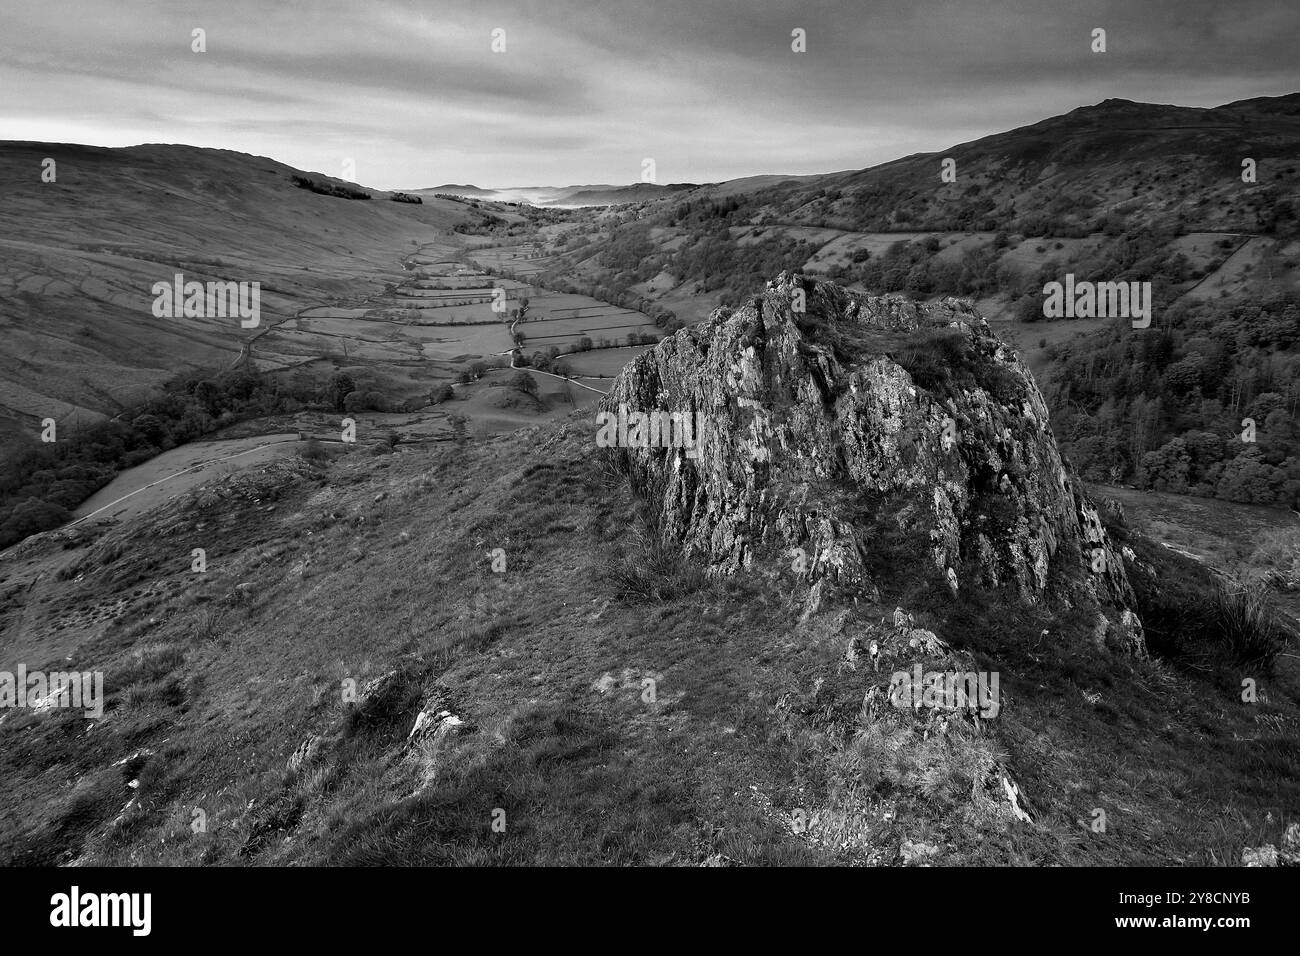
[{"x1": 1, "y1": 0, "x2": 1295, "y2": 190}]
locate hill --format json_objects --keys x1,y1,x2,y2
[
  {"x1": 0, "y1": 273, "x2": 1295, "y2": 866},
  {"x1": 0, "y1": 141, "x2": 475, "y2": 438}
]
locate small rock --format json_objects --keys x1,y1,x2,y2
[
  {"x1": 286, "y1": 735, "x2": 321, "y2": 772},
  {"x1": 900, "y1": 840, "x2": 939, "y2": 865},
  {"x1": 1243, "y1": 844, "x2": 1278, "y2": 867},
  {"x1": 1279, "y1": 823, "x2": 1300, "y2": 866},
  {"x1": 409, "y1": 708, "x2": 464, "y2": 741}
]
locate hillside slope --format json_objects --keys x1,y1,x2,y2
[
  {"x1": 0, "y1": 142, "x2": 472, "y2": 439},
  {"x1": 520, "y1": 94, "x2": 1300, "y2": 511},
  {"x1": 697, "y1": 93, "x2": 1300, "y2": 236},
  {"x1": 1, "y1": 275, "x2": 1294, "y2": 866}
]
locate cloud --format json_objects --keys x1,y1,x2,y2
[{"x1": 0, "y1": 0, "x2": 1293, "y2": 187}]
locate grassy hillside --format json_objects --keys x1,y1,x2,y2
[
  {"x1": 0, "y1": 416, "x2": 1295, "y2": 865},
  {"x1": 0, "y1": 141, "x2": 473, "y2": 437}
]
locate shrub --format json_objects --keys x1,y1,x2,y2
[{"x1": 299, "y1": 438, "x2": 329, "y2": 463}]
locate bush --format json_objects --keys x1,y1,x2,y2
[{"x1": 299, "y1": 439, "x2": 329, "y2": 463}]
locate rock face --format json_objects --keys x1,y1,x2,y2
[{"x1": 600, "y1": 272, "x2": 1143, "y2": 653}]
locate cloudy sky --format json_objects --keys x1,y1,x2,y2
[{"x1": 1, "y1": 0, "x2": 1294, "y2": 189}]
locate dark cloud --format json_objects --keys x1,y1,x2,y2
[{"x1": 0, "y1": 0, "x2": 1293, "y2": 187}]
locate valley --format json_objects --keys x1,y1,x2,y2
[{"x1": 1, "y1": 89, "x2": 1298, "y2": 871}]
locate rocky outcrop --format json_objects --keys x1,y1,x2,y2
[{"x1": 600, "y1": 272, "x2": 1143, "y2": 652}]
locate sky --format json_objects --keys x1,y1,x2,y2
[{"x1": 1, "y1": 0, "x2": 1295, "y2": 190}]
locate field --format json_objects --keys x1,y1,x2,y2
[
  {"x1": 514, "y1": 292, "x2": 654, "y2": 351},
  {"x1": 468, "y1": 243, "x2": 564, "y2": 278},
  {"x1": 237, "y1": 251, "x2": 656, "y2": 408},
  {"x1": 562, "y1": 345, "x2": 656, "y2": 377}
]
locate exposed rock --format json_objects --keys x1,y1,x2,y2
[
  {"x1": 407, "y1": 685, "x2": 466, "y2": 743},
  {"x1": 1117, "y1": 609, "x2": 1148, "y2": 658},
  {"x1": 900, "y1": 839, "x2": 940, "y2": 864},
  {"x1": 1242, "y1": 844, "x2": 1278, "y2": 867},
  {"x1": 602, "y1": 273, "x2": 1141, "y2": 645},
  {"x1": 1001, "y1": 772, "x2": 1034, "y2": 823},
  {"x1": 1280, "y1": 823, "x2": 1300, "y2": 866},
  {"x1": 286, "y1": 735, "x2": 321, "y2": 772},
  {"x1": 1091, "y1": 609, "x2": 1148, "y2": 658},
  {"x1": 1097, "y1": 496, "x2": 1127, "y2": 528},
  {"x1": 409, "y1": 709, "x2": 463, "y2": 742}
]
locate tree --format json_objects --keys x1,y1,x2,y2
[
  {"x1": 328, "y1": 373, "x2": 356, "y2": 412},
  {"x1": 0, "y1": 497, "x2": 69, "y2": 548},
  {"x1": 510, "y1": 371, "x2": 539, "y2": 397}
]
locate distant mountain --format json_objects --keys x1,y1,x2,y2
[
  {"x1": 423, "y1": 184, "x2": 497, "y2": 198},
  {"x1": 415, "y1": 181, "x2": 705, "y2": 207},
  {"x1": 558, "y1": 182, "x2": 702, "y2": 206}
]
